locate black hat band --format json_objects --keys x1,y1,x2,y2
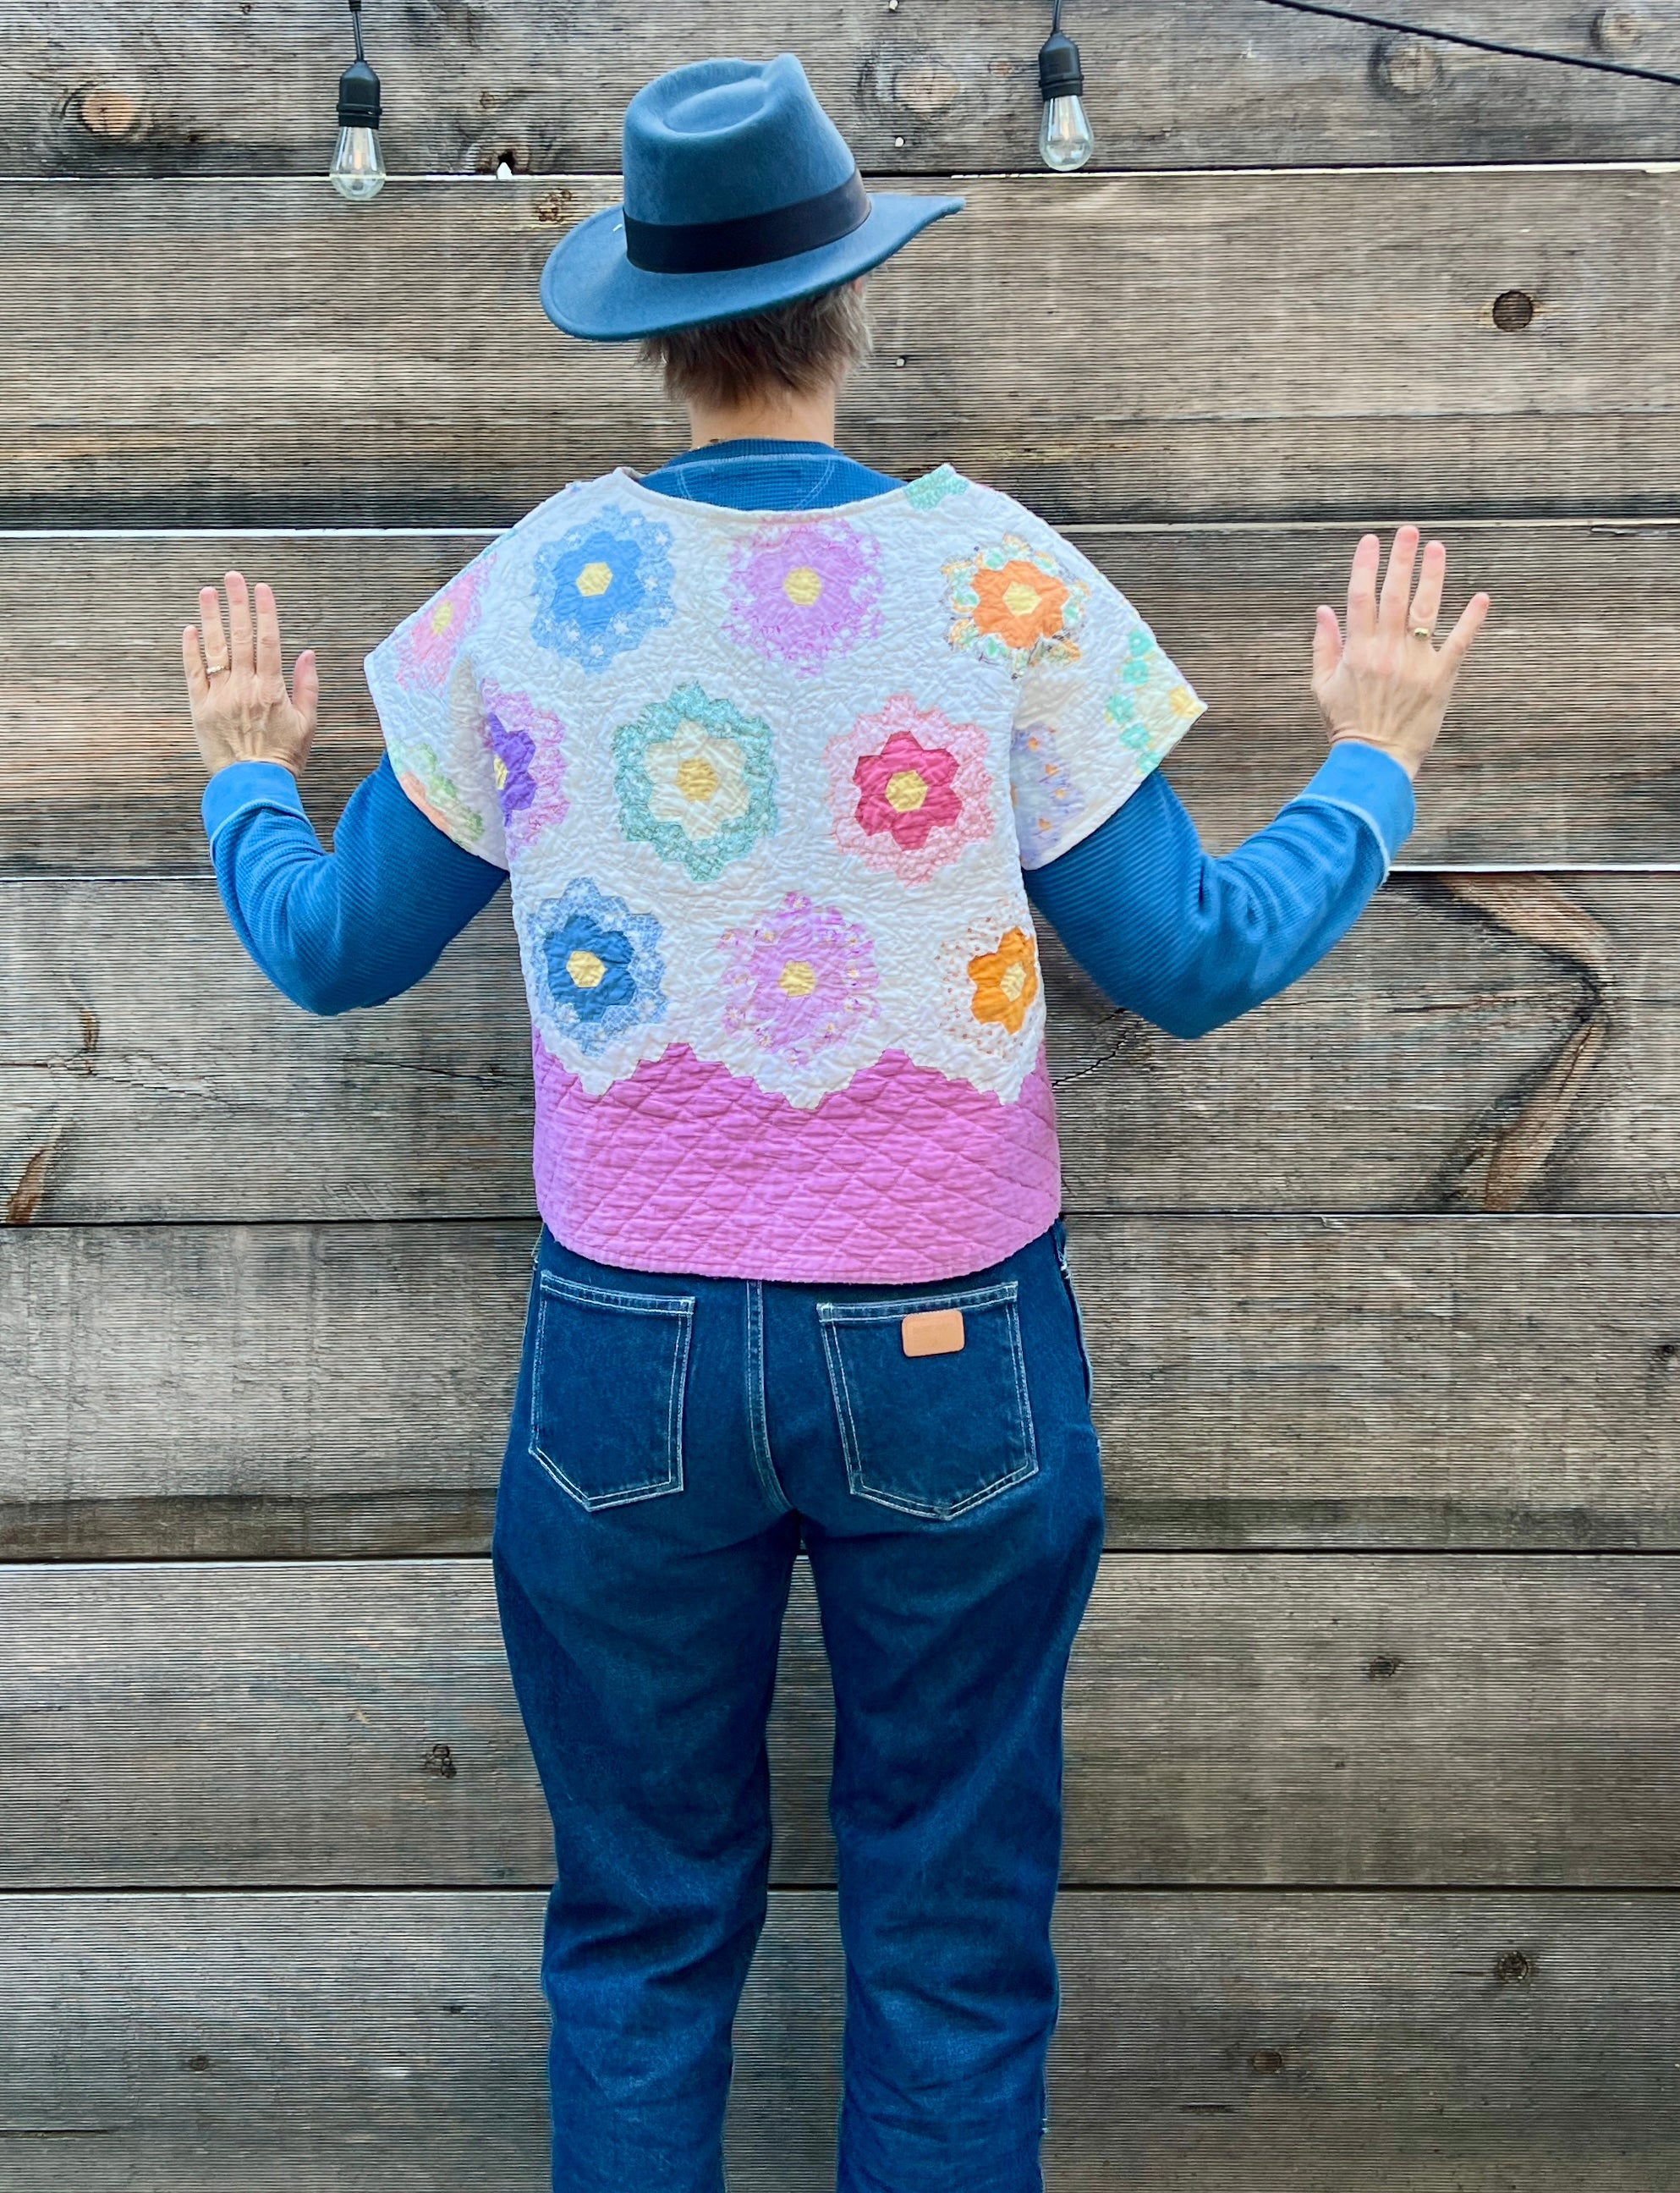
[{"x1": 623, "y1": 170, "x2": 870, "y2": 276}]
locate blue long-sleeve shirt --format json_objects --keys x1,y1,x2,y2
[{"x1": 202, "y1": 439, "x2": 1414, "y2": 1038}]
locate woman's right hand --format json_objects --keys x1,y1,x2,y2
[
  {"x1": 182, "y1": 569, "x2": 319, "y2": 781},
  {"x1": 1311, "y1": 526, "x2": 1491, "y2": 780}
]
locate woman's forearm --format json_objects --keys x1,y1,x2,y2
[
  {"x1": 204, "y1": 754, "x2": 506, "y2": 1015},
  {"x1": 1024, "y1": 743, "x2": 1414, "y2": 1040}
]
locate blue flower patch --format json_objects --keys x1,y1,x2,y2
[
  {"x1": 531, "y1": 508, "x2": 676, "y2": 672},
  {"x1": 526, "y1": 878, "x2": 667, "y2": 1055}
]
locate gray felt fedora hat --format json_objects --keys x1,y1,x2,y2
[{"x1": 541, "y1": 54, "x2": 964, "y2": 342}]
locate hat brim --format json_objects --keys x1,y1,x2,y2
[{"x1": 541, "y1": 191, "x2": 965, "y2": 342}]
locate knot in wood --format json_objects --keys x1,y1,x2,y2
[
  {"x1": 77, "y1": 87, "x2": 143, "y2": 141},
  {"x1": 893, "y1": 59, "x2": 962, "y2": 117},
  {"x1": 1249, "y1": 2048, "x2": 1287, "y2": 2075},
  {"x1": 1493, "y1": 290, "x2": 1536, "y2": 333},
  {"x1": 1373, "y1": 36, "x2": 1445, "y2": 98},
  {"x1": 423, "y1": 1742, "x2": 458, "y2": 1780},
  {"x1": 1365, "y1": 1653, "x2": 1403, "y2": 1682},
  {"x1": 1494, "y1": 1948, "x2": 1535, "y2": 1987},
  {"x1": 185, "y1": 2053, "x2": 211, "y2": 2073},
  {"x1": 533, "y1": 189, "x2": 574, "y2": 225},
  {"x1": 1593, "y1": 6, "x2": 1648, "y2": 53}
]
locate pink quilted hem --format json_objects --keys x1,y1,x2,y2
[{"x1": 530, "y1": 1036, "x2": 1063, "y2": 1283}]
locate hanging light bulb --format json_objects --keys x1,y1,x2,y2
[
  {"x1": 331, "y1": 0, "x2": 386, "y2": 202},
  {"x1": 1037, "y1": 0, "x2": 1094, "y2": 173}
]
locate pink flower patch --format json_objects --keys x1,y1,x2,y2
[
  {"x1": 719, "y1": 893, "x2": 879, "y2": 1069},
  {"x1": 397, "y1": 562, "x2": 486, "y2": 688},
  {"x1": 725, "y1": 519, "x2": 883, "y2": 676},
  {"x1": 854, "y1": 731, "x2": 963, "y2": 851},
  {"x1": 826, "y1": 695, "x2": 995, "y2": 884}
]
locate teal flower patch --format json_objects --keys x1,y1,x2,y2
[
  {"x1": 903, "y1": 464, "x2": 970, "y2": 513},
  {"x1": 1104, "y1": 629, "x2": 1203, "y2": 762},
  {"x1": 613, "y1": 684, "x2": 777, "y2": 882}
]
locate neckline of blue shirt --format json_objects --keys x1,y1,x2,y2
[{"x1": 640, "y1": 437, "x2": 903, "y2": 514}]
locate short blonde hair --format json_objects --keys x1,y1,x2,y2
[{"x1": 640, "y1": 281, "x2": 872, "y2": 409}]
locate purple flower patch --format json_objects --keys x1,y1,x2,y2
[
  {"x1": 481, "y1": 681, "x2": 568, "y2": 849},
  {"x1": 718, "y1": 893, "x2": 879, "y2": 1069},
  {"x1": 725, "y1": 519, "x2": 884, "y2": 677}
]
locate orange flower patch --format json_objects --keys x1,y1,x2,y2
[
  {"x1": 944, "y1": 533, "x2": 1089, "y2": 673},
  {"x1": 968, "y1": 927, "x2": 1040, "y2": 1035},
  {"x1": 970, "y1": 559, "x2": 1071, "y2": 655}
]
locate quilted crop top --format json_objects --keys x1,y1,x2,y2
[{"x1": 363, "y1": 464, "x2": 1205, "y2": 1282}]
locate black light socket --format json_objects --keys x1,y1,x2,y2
[
  {"x1": 338, "y1": 56, "x2": 382, "y2": 129},
  {"x1": 1038, "y1": 27, "x2": 1084, "y2": 100}
]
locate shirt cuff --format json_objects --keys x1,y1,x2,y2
[
  {"x1": 1282, "y1": 742, "x2": 1416, "y2": 874},
  {"x1": 201, "y1": 760, "x2": 305, "y2": 851}
]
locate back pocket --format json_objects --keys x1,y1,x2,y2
[
  {"x1": 530, "y1": 1272, "x2": 694, "y2": 1513},
  {"x1": 817, "y1": 1281, "x2": 1037, "y2": 1521}
]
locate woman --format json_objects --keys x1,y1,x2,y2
[{"x1": 181, "y1": 55, "x2": 1487, "y2": 2193}]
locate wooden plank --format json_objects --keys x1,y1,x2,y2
[
  {"x1": 0, "y1": 872, "x2": 1667, "y2": 1223},
  {"x1": 8, "y1": 1216, "x2": 1680, "y2": 1560},
  {"x1": 8, "y1": 519, "x2": 1676, "y2": 875},
  {"x1": 6, "y1": 168, "x2": 1680, "y2": 529},
  {"x1": 0, "y1": 1219, "x2": 531, "y2": 1560},
  {"x1": 3, "y1": 1887, "x2": 1679, "y2": 2190},
  {"x1": 8, "y1": 1554, "x2": 1680, "y2": 1888},
  {"x1": 1071, "y1": 1215, "x2": 1680, "y2": 1552},
  {"x1": 8, "y1": 3, "x2": 1680, "y2": 178}
]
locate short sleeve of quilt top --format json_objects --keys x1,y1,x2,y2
[
  {"x1": 362, "y1": 536, "x2": 513, "y2": 872},
  {"x1": 1000, "y1": 517, "x2": 1209, "y2": 871}
]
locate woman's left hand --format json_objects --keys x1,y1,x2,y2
[
  {"x1": 1311, "y1": 526, "x2": 1491, "y2": 782},
  {"x1": 182, "y1": 569, "x2": 319, "y2": 779}
]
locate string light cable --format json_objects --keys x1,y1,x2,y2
[{"x1": 1245, "y1": 0, "x2": 1680, "y2": 93}]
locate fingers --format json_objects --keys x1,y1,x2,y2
[
  {"x1": 182, "y1": 623, "x2": 210, "y2": 710},
  {"x1": 1377, "y1": 524, "x2": 1421, "y2": 637},
  {"x1": 224, "y1": 570, "x2": 255, "y2": 679},
  {"x1": 1438, "y1": 590, "x2": 1492, "y2": 675},
  {"x1": 1408, "y1": 538, "x2": 1447, "y2": 636},
  {"x1": 1311, "y1": 603, "x2": 1343, "y2": 689},
  {"x1": 1345, "y1": 533, "x2": 1381, "y2": 642},
  {"x1": 254, "y1": 582, "x2": 285, "y2": 698},
  {"x1": 197, "y1": 585, "x2": 229, "y2": 676},
  {"x1": 290, "y1": 649, "x2": 320, "y2": 734}
]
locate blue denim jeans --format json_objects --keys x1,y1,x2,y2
[{"x1": 491, "y1": 1219, "x2": 1104, "y2": 2193}]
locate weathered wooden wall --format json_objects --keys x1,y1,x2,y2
[{"x1": 5, "y1": 2, "x2": 1680, "y2": 2185}]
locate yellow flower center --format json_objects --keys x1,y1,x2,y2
[
  {"x1": 777, "y1": 959, "x2": 818, "y2": 998},
  {"x1": 1000, "y1": 963, "x2": 1028, "y2": 1003},
  {"x1": 884, "y1": 768, "x2": 928, "y2": 814},
  {"x1": 782, "y1": 565, "x2": 824, "y2": 607},
  {"x1": 565, "y1": 949, "x2": 607, "y2": 991},
  {"x1": 428, "y1": 601, "x2": 455, "y2": 635},
  {"x1": 492, "y1": 756, "x2": 508, "y2": 791},
  {"x1": 1002, "y1": 579, "x2": 1041, "y2": 619},
  {"x1": 675, "y1": 756, "x2": 720, "y2": 802},
  {"x1": 574, "y1": 561, "x2": 613, "y2": 598}
]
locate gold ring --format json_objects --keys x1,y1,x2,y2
[
  {"x1": 1410, "y1": 625, "x2": 1434, "y2": 643},
  {"x1": 206, "y1": 658, "x2": 231, "y2": 674}
]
